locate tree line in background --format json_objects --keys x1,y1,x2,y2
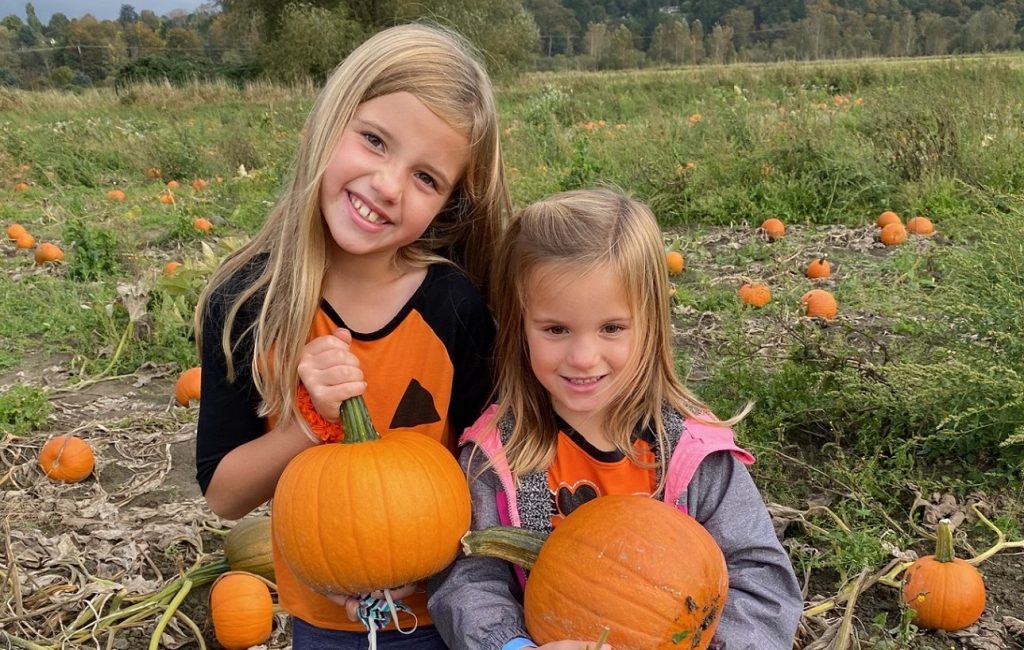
[{"x1": 0, "y1": 0, "x2": 1021, "y2": 89}]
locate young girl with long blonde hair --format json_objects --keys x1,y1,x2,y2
[
  {"x1": 429, "y1": 188, "x2": 801, "y2": 650},
  {"x1": 194, "y1": 23, "x2": 509, "y2": 648}
]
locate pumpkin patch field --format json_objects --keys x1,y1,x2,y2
[{"x1": 2, "y1": 56, "x2": 1024, "y2": 649}]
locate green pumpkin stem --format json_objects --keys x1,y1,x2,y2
[
  {"x1": 340, "y1": 396, "x2": 380, "y2": 444},
  {"x1": 934, "y1": 518, "x2": 956, "y2": 563},
  {"x1": 461, "y1": 526, "x2": 548, "y2": 570}
]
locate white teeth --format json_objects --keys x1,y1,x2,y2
[
  {"x1": 350, "y1": 195, "x2": 385, "y2": 224},
  {"x1": 568, "y1": 377, "x2": 600, "y2": 385}
]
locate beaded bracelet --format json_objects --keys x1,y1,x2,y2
[{"x1": 295, "y1": 383, "x2": 345, "y2": 443}]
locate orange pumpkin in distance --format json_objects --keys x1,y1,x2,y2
[
  {"x1": 166, "y1": 180, "x2": 180, "y2": 189},
  {"x1": 147, "y1": 167, "x2": 162, "y2": 179},
  {"x1": 877, "y1": 210, "x2": 901, "y2": 228},
  {"x1": 175, "y1": 367, "x2": 201, "y2": 406},
  {"x1": 907, "y1": 216, "x2": 935, "y2": 235},
  {"x1": 801, "y1": 289, "x2": 837, "y2": 320},
  {"x1": 6, "y1": 223, "x2": 26, "y2": 240},
  {"x1": 739, "y1": 282, "x2": 771, "y2": 307},
  {"x1": 164, "y1": 261, "x2": 182, "y2": 276},
  {"x1": 39, "y1": 435, "x2": 95, "y2": 483},
  {"x1": 805, "y1": 257, "x2": 831, "y2": 279},
  {"x1": 902, "y1": 519, "x2": 986, "y2": 631},
  {"x1": 14, "y1": 181, "x2": 29, "y2": 192},
  {"x1": 15, "y1": 232, "x2": 35, "y2": 249},
  {"x1": 880, "y1": 222, "x2": 907, "y2": 246},
  {"x1": 666, "y1": 250, "x2": 685, "y2": 275},
  {"x1": 210, "y1": 572, "x2": 274, "y2": 650},
  {"x1": 158, "y1": 191, "x2": 174, "y2": 204},
  {"x1": 191, "y1": 178, "x2": 209, "y2": 190},
  {"x1": 760, "y1": 218, "x2": 785, "y2": 241},
  {"x1": 106, "y1": 189, "x2": 126, "y2": 202},
  {"x1": 35, "y1": 242, "x2": 64, "y2": 264},
  {"x1": 193, "y1": 217, "x2": 214, "y2": 233}
]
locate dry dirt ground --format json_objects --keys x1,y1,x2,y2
[{"x1": 2, "y1": 359, "x2": 1023, "y2": 648}]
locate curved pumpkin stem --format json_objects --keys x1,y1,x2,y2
[
  {"x1": 462, "y1": 526, "x2": 547, "y2": 570},
  {"x1": 934, "y1": 518, "x2": 956, "y2": 563},
  {"x1": 341, "y1": 396, "x2": 380, "y2": 444}
]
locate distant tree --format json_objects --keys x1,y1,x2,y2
[
  {"x1": 165, "y1": 26, "x2": 202, "y2": 56},
  {"x1": 1, "y1": 15, "x2": 24, "y2": 33},
  {"x1": 964, "y1": 6, "x2": 1016, "y2": 50},
  {"x1": 601, "y1": 23, "x2": 642, "y2": 68},
  {"x1": 708, "y1": 23, "x2": 735, "y2": 62},
  {"x1": 118, "y1": 5, "x2": 139, "y2": 30},
  {"x1": 25, "y1": 3, "x2": 44, "y2": 35},
  {"x1": 259, "y1": 3, "x2": 365, "y2": 82},
  {"x1": 66, "y1": 16, "x2": 127, "y2": 81},
  {"x1": 45, "y1": 12, "x2": 69, "y2": 39},
  {"x1": 918, "y1": 11, "x2": 951, "y2": 54},
  {"x1": 649, "y1": 17, "x2": 690, "y2": 64},
  {"x1": 527, "y1": 0, "x2": 579, "y2": 56},
  {"x1": 582, "y1": 20, "x2": 609, "y2": 62}
]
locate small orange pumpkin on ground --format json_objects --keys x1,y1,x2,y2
[
  {"x1": 164, "y1": 261, "x2": 182, "y2": 276},
  {"x1": 191, "y1": 178, "x2": 209, "y2": 190},
  {"x1": 902, "y1": 518, "x2": 986, "y2": 631},
  {"x1": 760, "y1": 218, "x2": 785, "y2": 241},
  {"x1": 35, "y1": 242, "x2": 64, "y2": 264},
  {"x1": 876, "y1": 210, "x2": 901, "y2": 228},
  {"x1": 193, "y1": 217, "x2": 214, "y2": 233},
  {"x1": 39, "y1": 435, "x2": 95, "y2": 483},
  {"x1": 175, "y1": 367, "x2": 202, "y2": 406},
  {"x1": 14, "y1": 181, "x2": 29, "y2": 192},
  {"x1": 209, "y1": 572, "x2": 274, "y2": 650},
  {"x1": 907, "y1": 215, "x2": 935, "y2": 235},
  {"x1": 739, "y1": 282, "x2": 771, "y2": 307},
  {"x1": 880, "y1": 222, "x2": 907, "y2": 246},
  {"x1": 15, "y1": 232, "x2": 35, "y2": 249},
  {"x1": 805, "y1": 257, "x2": 831, "y2": 279},
  {"x1": 147, "y1": 167, "x2": 162, "y2": 179},
  {"x1": 801, "y1": 289, "x2": 837, "y2": 320},
  {"x1": 665, "y1": 250, "x2": 685, "y2": 275},
  {"x1": 158, "y1": 191, "x2": 174, "y2": 205},
  {"x1": 106, "y1": 189, "x2": 126, "y2": 202},
  {"x1": 166, "y1": 180, "x2": 180, "y2": 189},
  {"x1": 7, "y1": 223, "x2": 27, "y2": 240}
]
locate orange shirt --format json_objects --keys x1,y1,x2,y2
[{"x1": 547, "y1": 422, "x2": 657, "y2": 528}]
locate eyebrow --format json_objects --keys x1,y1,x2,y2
[{"x1": 351, "y1": 117, "x2": 458, "y2": 191}]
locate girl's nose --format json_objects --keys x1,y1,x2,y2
[
  {"x1": 566, "y1": 337, "x2": 599, "y2": 368},
  {"x1": 372, "y1": 165, "x2": 401, "y2": 203}
]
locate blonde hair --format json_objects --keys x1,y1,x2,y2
[
  {"x1": 492, "y1": 187, "x2": 751, "y2": 479},
  {"x1": 195, "y1": 23, "x2": 510, "y2": 429}
]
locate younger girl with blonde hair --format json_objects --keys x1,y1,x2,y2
[
  {"x1": 194, "y1": 23, "x2": 509, "y2": 648},
  {"x1": 429, "y1": 188, "x2": 801, "y2": 650}
]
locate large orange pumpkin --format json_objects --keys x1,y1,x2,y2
[
  {"x1": 666, "y1": 250, "x2": 685, "y2": 275},
  {"x1": 209, "y1": 572, "x2": 274, "y2": 650},
  {"x1": 464, "y1": 495, "x2": 728, "y2": 649},
  {"x1": 876, "y1": 210, "x2": 901, "y2": 228},
  {"x1": 902, "y1": 519, "x2": 986, "y2": 631},
  {"x1": 39, "y1": 435, "x2": 95, "y2": 483},
  {"x1": 6, "y1": 223, "x2": 26, "y2": 240},
  {"x1": 272, "y1": 395, "x2": 471, "y2": 595}
]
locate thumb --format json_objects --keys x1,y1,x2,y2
[
  {"x1": 344, "y1": 596, "x2": 359, "y2": 622},
  {"x1": 333, "y1": 328, "x2": 353, "y2": 344}
]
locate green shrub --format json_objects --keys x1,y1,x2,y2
[{"x1": 0, "y1": 384, "x2": 52, "y2": 436}]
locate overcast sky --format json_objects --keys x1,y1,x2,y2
[{"x1": 0, "y1": 1, "x2": 209, "y2": 23}]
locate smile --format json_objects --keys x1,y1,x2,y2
[
  {"x1": 566, "y1": 376, "x2": 603, "y2": 385},
  {"x1": 349, "y1": 194, "x2": 389, "y2": 225}
]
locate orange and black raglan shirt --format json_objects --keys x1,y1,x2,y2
[
  {"x1": 195, "y1": 258, "x2": 495, "y2": 632},
  {"x1": 547, "y1": 417, "x2": 658, "y2": 527}
]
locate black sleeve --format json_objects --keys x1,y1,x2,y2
[
  {"x1": 437, "y1": 267, "x2": 497, "y2": 437},
  {"x1": 194, "y1": 265, "x2": 267, "y2": 495}
]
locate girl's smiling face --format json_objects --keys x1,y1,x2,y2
[
  {"x1": 524, "y1": 262, "x2": 635, "y2": 434},
  {"x1": 319, "y1": 92, "x2": 469, "y2": 264}
]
